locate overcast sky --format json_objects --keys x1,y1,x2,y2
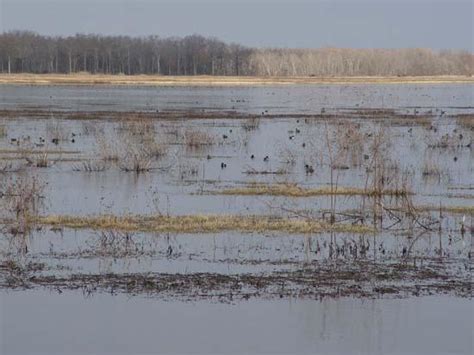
[{"x1": 0, "y1": 0, "x2": 472, "y2": 49}]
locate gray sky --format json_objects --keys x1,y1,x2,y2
[{"x1": 0, "y1": 0, "x2": 472, "y2": 50}]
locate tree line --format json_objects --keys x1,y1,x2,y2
[{"x1": 0, "y1": 31, "x2": 472, "y2": 76}]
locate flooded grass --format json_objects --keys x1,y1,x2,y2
[
  {"x1": 31, "y1": 214, "x2": 374, "y2": 234},
  {"x1": 0, "y1": 107, "x2": 471, "y2": 123},
  {"x1": 184, "y1": 128, "x2": 215, "y2": 148},
  {"x1": 416, "y1": 205, "x2": 474, "y2": 214},
  {"x1": 0, "y1": 148, "x2": 80, "y2": 154},
  {"x1": 217, "y1": 183, "x2": 411, "y2": 197}
]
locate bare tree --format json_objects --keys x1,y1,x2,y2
[{"x1": 0, "y1": 31, "x2": 471, "y2": 76}]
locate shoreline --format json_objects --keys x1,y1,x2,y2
[{"x1": 0, "y1": 73, "x2": 472, "y2": 86}]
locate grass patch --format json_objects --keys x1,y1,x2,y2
[
  {"x1": 0, "y1": 74, "x2": 472, "y2": 86},
  {"x1": 184, "y1": 129, "x2": 215, "y2": 148},
  {"x1": 32, "y1": 214, "x2": 374, "y2": 234},
  {"x1": 417, "y1": 205, "x2": 474, "y2": 214},
  {"x1": 456, "y1": 114, "x2": 474, "y2": 129},
  {"x1": 217, "y1": 183, "x2": 411, "y2": 197},
  {"x1": 0, "y1": 149, "x2": 80, "y2": 154}
]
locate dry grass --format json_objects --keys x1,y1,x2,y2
[
  {"x1": 119, "y1": 119, "x2": 155, "y2": 136},
  {"x1": 416, "y1": 205, "x2": 474, "y2": 214},
  {"x1": 0, "y1": 148, "x2": 79, "y2": 155},
  {"x1": 455, "y1": 114, "x2": 474, "y2": 129},
  {"x1": 0, "y1": 162, "x2": 21, "y2": 173},
  {"x1": 0, "y1": 74, "x2": 472, "y2": 86},
  {"x1": 184, "y1": 128, "x2": 215, "y2": 148},
  {"x1": 32, "y1": 214, "x2": 374, "y2": 234},
  {"x1": 96, "y1": 135, "x2": 120, "y2": 162},
  {"x1": 242, "y1": 117, "x2": 261, "y2": 131},
  {"x1": 422, "y1": 160, "x2": 442, "y2": 177},
  {"x1": 427, "y1": 132, "x2": 467, "y2": 149},
  {"x1": 143, "y1": 139, "x2": 167, "y2": 159},
  {"x1": 72, "y1": 160, "x2": 107, "y2": 172},
  {"x1": 32, "y1": 152, "x2": 49, "y2": 168},
  {"x1": 217, "y1": 183, "x2": 411, "y2": 197},
  {"x1": 94, "y1": 125, "x2": 167, "y2": 171},
  {"x1": 119, "y1": 147, "x2": 152, "y2": 173},
  {"x1": 1, "y1": 175, "x2": 45, "y2": 235},
  {"x1": 45, "y1": 121, "x2": 69, "y2": 142},
  {"x1": 18, "y1": 146, "x2": 51, "y2": 168},
  {"x1": 335, "y1": 122, "x2": 366, "y2": 167}
]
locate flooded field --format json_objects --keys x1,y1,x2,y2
[{"x1": 0, "y1": 83, "x2": 473, "y2": 354}]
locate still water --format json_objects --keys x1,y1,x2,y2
[{"x1": 1, "y1": 291, "x2": 472, "y2": 355}]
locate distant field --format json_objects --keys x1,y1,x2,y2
[{"x1": 0, "y1": 73, "x2": 473, "y2": 86}]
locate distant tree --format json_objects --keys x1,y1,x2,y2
[{"x1": 0, "y1": 31, "x2": 471, "y2": 76}]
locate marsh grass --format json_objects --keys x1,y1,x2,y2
[
  {"x1": 96, "y1": 135, "x2": 120, "y2": 162},
  {"x1": 119, "y1": 147, "x2": 152, "y2": 173},
  {"x1": 33, "y1": 214, "x2": 374, "y2": 234},
  {"x1": 243, "y1": 168, "x2": 287, "y2": 175},
  {"x1": 415, "y1": 205, "x2": 474, "y2": 214},
  {"x1": 422, "y1": 159, "x2": 442, "y2": 178},
  {"x1": 184, "y1": 128, "x2": 215, "y2": 149},
  {"x1": 1, "y1": 175, "x2": 45, "y2": 235},
  {"x1": 32, "y1": 152, "x2": 49, "y2": 168},
  {"x1": 142, "y1": 136, "x2": 168, "y2": 159},
  {"x1": 383, "y1": 115, "x2": 433, "y2": 127},
  {"x1": 118, "y1": 119, "x2": 155, "y2": 137},
  {"x1": 73, "y1": 160, "x2": 108, "y2": 172},
  {"x1": 0, "y1": 162, "x2": 21, "y2": 173},
  {"x1": 93, "y1": 230, "x2": 144, "y2": 258},
  {"x1": 335, "y1": 122, "x2": 365, "y2": 167},
  {"x1": 455, "y1": 114, "x2": 474, "y2": 130},
  {"x1": 176, "y1": 162, "x2": 199, "y2": 180},
  {"x1": 94, "y1": 122, "x2": 167, "y2": 171},
  {"x1": 217, "y1": 183, "x2": 411, "y2": 197},
  {"x1": 15, "y1": 142, "x2": 69, "y2": 168},
  {"x1": 427, "y1": 132, "x2": 468, "y2": 149},
  {"x1": 46, "y1": 121, "x2": 69, "y2": 142},
  {"x1": 242, "y1": 117, "x2": 260, "y2": 131}
]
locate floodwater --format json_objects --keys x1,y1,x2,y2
[
  {"x1": 2, "y1": 291, "x2": 472, "y2": 355},
  {"x1": 0, "y1": 83, "x2": 473, "y2": 354}
]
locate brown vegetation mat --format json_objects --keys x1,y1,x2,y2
[
  {"x1": 0, "y1": 107, "x2": 443, "y2": 122},
  {"x1": 0, "y1": 259, "x2": 470, "y2": 300},
  {"x1": 1, "y1": 74, "x2": 473, "y2": 86}
]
